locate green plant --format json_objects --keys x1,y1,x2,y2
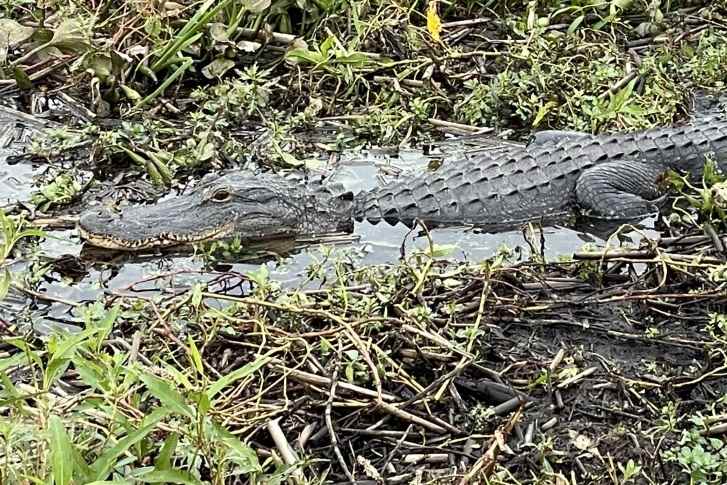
[
  {"x1": 0, "y1": 209, "x2": 43, "y2": 299},
  {"x1": 0, "y1": 301, "x2": 279, "y2": 483},
  {"x1": 663, "y1": 415, "x2": 727, "y2": 484},
  {"x1": 665, "y1": 158, "x2": 727, "y2": 229},
  {"x1": 618, "y1": 459, "x2": 643, "y2": 483}
]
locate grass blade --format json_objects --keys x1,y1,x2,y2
[
  {"x1": 207, "y1": 354, "x2": 271, "y2": 400},
  {"x1": 133, "y1": 58, "x2": 194, "y2": 110},
  {"x1": 49, "y1": 415, "x2": 74, "y2": 485}
]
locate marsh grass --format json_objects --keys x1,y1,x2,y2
[{"x1": 1, "y1": 1, "x2": 727, "y2": 483}]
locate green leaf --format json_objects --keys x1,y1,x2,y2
[
  {"x1": 72, "y1": 355, "x2": 105, "y2": 391},
  {"x1": 567, "y1": 15, "x2": 585, "y2": 34},
  {"x1": 0, "y1": 268, "x2": 10, "y2": 301},
  {"x1": 427, "y1": 243, "x2": 458, "y2": 258},
  {"x1": 320, "y1": 35, "x2": 336, "y2": 57},
  {"x1": 120, "y1": 84, "x2": 142, "y2": 101},
  {"x1": 195, "y1": 140, "x2": 216, "y2": 162},
  {"x1": 0, "y1": 371, "x2": 20, "y2": 402},
  {"x1": 222, "y1": 438, "x2": 261, "y2": 473},
  {"x1": 608, "y1": 77, "x2": 637, "y2": 112},
  {"x1": 50, "y1": 18, "x2": 89, "y2": 52},
  {"x1": 97, "y1": 304, "x2": 120, "y2": 338},
  {"x1": 245, "y1": 265, "x2": 269, "y2": 287},
  {"x1": 285, "y1": 48, "x2": 325, "y2": 65},
  {"x1": 207, "y1": 355, "x2": 270, "y2": 400},
  {"x1": 71, "y1": 443, "x2": 94, "y2": 483},
  {"x1": 242, "y1": 0, "x2": 270, "y2": 13},
  {"x1": 335, "y1": 52, "x2": 373, "y2": 66},
  {"x1": 139, "y1": 372, "x2": 193, "y2": 419},
  {"x1": 90, "y1": 411, "x2": 169, "y2": 480},
  {"x1": 135, "y1": 57, "x2": 194, "y2": 109},
  {"x1": 2, "y1": 338, "x2": 42, "y2": 370},
  {"x1": 86, "y1": 53, "x2": 113, "y2": 79},
  {"x1": 137, "y1": 469, "x2": 204, "y2": 484},
  {"x1": 187, "y1": 337, "x2": 204, "y2": 375},
  {"x1": 85, "y1": 481, "x2": 134, "y2": 485},
  {"x1": 154, "y1": 433, "x2": 178, "y2": 471},
  {"x1": 610, "y1": 0, "x2": 633, "y2": 15},
  {"x1": 533, "y1": 101, "x2": 558, "y2": 127},
  {"x1": 210, "y1": 422, "x2": 262, "y2": 474},
  {"x1": 49, "y1": 415, "x2": 74, "y2": 485},
  {"x1": 278, "y1": 150, "x2": 302, "y2": 167},
  {"x1": 13, "y1": 66, "x2": 32, "y2": 90},
  {"x1": 45, "y1": 328, "x2": 99, "y2": 388},
  {"x1": 161, "y1": 364, "x2": 193, "y2": 391},
  {"x1": 190, "y1": 284, "x2": 203, "y2": 308},
  {"x1": 196, "y1": 391, "x2": 211, "y2": 417},
  {"x1": 704, "y1": 159, "x2": 725, "y2": 186}
]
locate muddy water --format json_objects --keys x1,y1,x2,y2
[{"x1": 2, "y1": 129, "x2": 658, "y2": 330}]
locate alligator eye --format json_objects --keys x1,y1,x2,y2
[{"x1": 211, "y1": 189, "x2": 231, "y2": 202}]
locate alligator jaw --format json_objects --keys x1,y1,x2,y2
[{"x1": 77, "y1": 221, "x2": 236, "y2": 250}]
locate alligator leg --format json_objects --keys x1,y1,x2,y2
[{"x1": 574, "y1": 160, "x2": 666, "y2": 219}]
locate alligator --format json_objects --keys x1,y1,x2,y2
[{"x1": 79, "y1": 117, "x2": 727, "y2": 250}]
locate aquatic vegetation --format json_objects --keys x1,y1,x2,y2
[{"x1": 3, "y1": 1, "x2": 725, "y2": 148}]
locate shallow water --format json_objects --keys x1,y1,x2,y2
[{"x1": 0, "y1": 114, "x2": 40, "y2": 207}]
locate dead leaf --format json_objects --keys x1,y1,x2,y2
[
  {"x1": 209, "y1": 23, "x2": 229, "y2": 43},
  {"x1": 570, "y1": 430, "x2": 596, "y2": 453},
  {"x1": 50, "y1": 18, "x2": 89, "y2": 52},
  {"x1": 0, "y1": 19, "x2": 35, "y2": 49},
  {"x1": 162, "y1": 1, "x2": 184, "y2": 17},
  {"x1": 201, "y1": 57, "x2": 235, "y2": 79},
  {"x1": 237, "y1": 40, "x2": 261, "y2": 52}
]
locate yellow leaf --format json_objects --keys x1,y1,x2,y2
[{"x1": 427, "y1": 1, "x2": 441, "y2": 42}]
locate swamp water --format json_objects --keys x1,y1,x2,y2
[{"x1": 1, "y1": 120, "x2": 659, "y2": 331}]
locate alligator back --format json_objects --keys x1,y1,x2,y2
[{"x1": 353, "y1": 117, "x2": 727, "y2": 226}]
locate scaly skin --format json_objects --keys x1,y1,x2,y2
[
  {"x1": 79, "y1": 117, "x2": 727, "y2": 250},
  {"x1": 354, "y1": 117, "x2": 727, "y2": 225}
]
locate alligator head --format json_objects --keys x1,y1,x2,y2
[{"x1": 78, "y1": 171, "x2": 355, "y2": 250}]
